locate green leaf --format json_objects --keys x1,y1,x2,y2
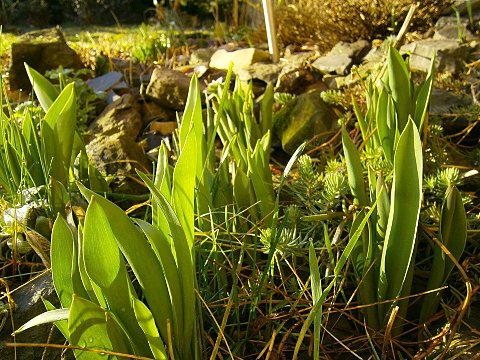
[
  {"x1": 414, "y1": 54, "x2": 435, "y2": 130},
  {"x1": 172, "y1": 123, "x2": 197, "y2": 252},
  {"x1": 309, "y1": 241, "x2": 322, "y2": 360},
  {"x1": 84, "y1": 199, "x2": 153, "y2": 356},
  {"x1": 68, "y1": 296, "x2": 119, "y2": 359},
  {"x1": 387, "y1": 47, "x2": 413, "y2": 133},
  {"x1": 24, "y1": 63, "x2": 60, "y2": 111},
  {"x1": 419, "y1": 185, "x2": 467, "y2": 322},
  {"x1": 133, "y1": 298, "x2": 168, "y2": 360},
  {"x1": 81, "y1": 194, "x2": 171, "y2": 354},
  {"x1": 50, "y1": 215, "x2": 86, "y2": 308},
  {"x1": 378, "y1": 119, "x2": 423, "y2": 323},
  {"x1": 134, "y1": 218, "x2": 183, "y2": 338},
  {"x1": 42, "y1": 82, "x2": 76, "y2": 185},
  {"x1": 342, "y1": 128, "x2": 368, "y2": 206},
  {"x1": 14, "y1": 309, "x2": 69, "y2": 335},
  {"x1": 43, "y1": 299, "x2": 69, "y2": 340},
  {"x1": 137, "y1": 171, "x2": 196, "y2": 358}
]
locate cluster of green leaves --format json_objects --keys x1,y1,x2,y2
[
  {"x1": 0, "y1": 63, "x2": 108, "y2": 212},
  {"x1": 298, "y1": 47, "x2": 469, "y2": 359},
  {"x1": 45, "y1": 67, "x2": 103, "y2": 130},
  {"x1": 16, "y1": 76, "x2": 206, "y2": 360},
  {"x1": 208, "y1": 75, "x2": 275, "y2": 224},
  {"x1": 16, "y1": 66, "x2": 282, "y2": 358},
  {"x1": 341, "y1": 48, "x2": 468, "y2": 333}
]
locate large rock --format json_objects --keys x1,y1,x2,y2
[
  {"x1": 273, "y1": 91, "x2": 337, "y2": 154},
  {"x1": 328, "y1": 39, "x2": 371, "y2": 63},
  {"x1": 145, "y1": 67, "x2": 193, "y2": 111},
  {"x1": 89, "y1": 94, "x2": 143, "y2": 136},
  {"x1": 276, "y1": 51, "x2": 321, "y2": 94},
  {"x1": 86, "y1": 94, "x2": 151, "y2": 194},
  {"x1": 236, "y1": 63, "x2": 283, "y2": 84},
  {"x1": 209, "y1": 48, "x2": 271, "y2": 72},
  {"x1": 9, "y1": 28, "x2": 83, "y2": 91},
  {"x1": 189, "y1": 47, "x2": 216, "y2": 65},
  {"x1": 433, "y1": 16, "x2": 476, "y2": 41},
  {"x1": 401, "y1": 39, "x2": 471, "y2": 73},
  {"x1": 0, "y1": 272, "x2": 73, "y2": 360},
  {"x1": 312, "y1": 54, "x2": 353, "y2": 75}
]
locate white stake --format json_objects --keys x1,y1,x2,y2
[{"x1": 262, "y1": 0, "x2": 280, "y2": 63}]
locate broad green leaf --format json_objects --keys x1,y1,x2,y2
[
  {"x1": 378, "y1": 119, "x2": 423, "y2": 323},
  {"x1": 83, "y1": 199, "x2": 123, "y2": 289},
  {"x1": 84, "y1": 199, "x2": 153, "y2": 358},
  {"x1": 77, "y1": 185, "x2": 176, "y2": 348},
  {"x1": 134, "y1": 218, "x2": 183, "y2": 337},
  {"x1": 14, "y1": 308, "x2": 69, "y2": 334},
  {"x1": 414, "y1": 54, "x2": 435, "y2": 130},
  {"x1": 137, "y1": 171, "x2": 196, "y2": 358},
  {"x1": 172, "y1": 123, "x2": 197, "y2": 252},
  {"x1": 439, "y1": 185, "x2": 467, "y2": 277},
  {"x1": 387, "y1": 47, "x2": 413, "y2": 133},
  {"x1": 51, "y1": 214, "x2": 78, "y2": 307},
  {"x1": 342, "y1": 128, "x2": 368, "y2": 206},
  {"x1": 21, "y1": 111, "x2": 44, "y2": 185},
  {"x1": 248, "y1": 133, "x2": 275, "y2": 223},
  {"x1": 152, "y1": 147, "x2": 174, "y2": 248},
  {"x1": 76, "y1": 223, "x2": 105, "y2": 306},
  {"x1": 43, "y1": 82, "x2": 76, "y2": 185},
  {"x1": 105, "y1": 312, "x2": 136, "y2": 358},
  {"x1": 133, "y1": 298, "x2": 168, "y2": 360},
  {"x1": 259, "y1": 83, "x2": 274, "y2": 135},
  {"x1": 24, "y1": 63, "x2": 60, "y2": 111},
  {"x1": 50, "y1": 177, "x2": 69, "y2": 217},
  {"x1": 43, "y1": 299, "x2": 69, "y2": 340},
  {"x1": 68, "y1": 296, "x2": 119, "y2": 359},
  {"x1": 233, "y1": 166, "x2": 251, "y2": 210},
  {"x1": 375, "y1": 173, "x2": 390, "y2": 240},
  {"x1": 420, "y1": 185, "x2": 467, "y2": 322}
]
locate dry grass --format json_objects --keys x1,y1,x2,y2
[{"x1": 275, "y1": 0, "x2": 452, "y2": 52}]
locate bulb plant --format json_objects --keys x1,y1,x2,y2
[{"x1": 342, "y1": 47, "x2": 467, "y2": 334}]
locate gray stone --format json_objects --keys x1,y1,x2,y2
[
  {"x1": 430, "y1": 88, "x2": 473, "y2": 114},
  {"x1": 87, "y1": 71, "x2": 123, "y2": 93},
  {"x1": 328, "y1": 39, "x2": 371, "y2": 62},
  {"x1": 276, "y1": 51, "x2": 320, "y2": 94},
  {"x1": 9, "y1": 28, "x2": 83, "y2": 91},
  {"x1": 273, "y1": 91, "x2": 337, "y2": 154},
  {"x1": 209, "y1": 48, "x2": 271, "y2": 72},
  {"x1": 434, "y1": 16, "x2": 476, "y2": 41},
  {"x1": 282, "y1": 51, "x2": 319, "y2": 73},
  {"x1": 190, "y1": 48, "x2": 216, "y2": 65},
  {"x1": 146, "y1": 67, "x2": 193, "y2": 111},
  {"x1": 0, "y1": 272, "x2": 74, "y2": 360},
  {"x1": 237, "y1": 63, "x2": 283, "y2": 84},
  {"x1": 276, "y1": 69, "x2": 321, "y2": 94},
  {"x1": 312, "y1": 54, "x2": 353, "y2": 75},
  {"x1": 142, "y1": 101, "x2": 176, "y2": 125},
  {"x1": 401, "y1": 39, "x2": 471, "y2": 73},
  {"x1": 86, "y1": 94, "x2": 151, "y2": 194},
  {"x1": 363, "y1": 46, "x2": 385, "y2": 64},
  {"x1": 451, "y1": 0, "x2": 480, "y2": 14},
  {"x1": 89, "y1": 94, "x2": 143, "y2": 137}
]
